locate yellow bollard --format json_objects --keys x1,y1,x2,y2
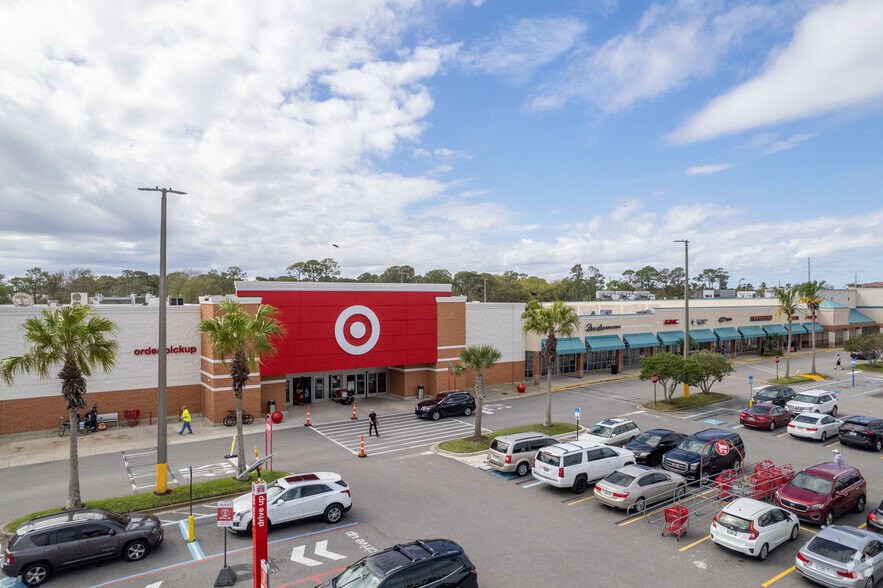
[
  {"x1": 188, "y1": 515, "x2": 195, "y2": 542},
  {"x1": 683, "y1": 383, "x2": 690, "y2": 399}
]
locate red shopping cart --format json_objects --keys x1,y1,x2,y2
[
  {"x1": 124, "y1": 409, "x2": 140, "y2": 426},
  {"x1": 662, "y1": 505, "x2": 689, "y2": 541}
]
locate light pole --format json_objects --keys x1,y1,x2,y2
[
  {"x1": 675, "y1": 239, "x2": 689, "y2": 397},
  {"x1": 138, "y1": 186, "x2": 186, "y2": 495}
]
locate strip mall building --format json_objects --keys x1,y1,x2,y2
[{"x1": 1, "y1": 282, "x2": 880, "y2": 435}]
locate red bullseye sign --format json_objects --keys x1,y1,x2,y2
[
  {"x1": 715, "y1": 441, "x2": 730, "y2": 456},
  {"x1": 651, "y1": 373, "x2": 659, "y2": 383},
  {"x1": 775, "y1": 356, "x2": 780, "y2": 364},
  {"x1": 334, "y1": 305, "x2": 380, "y2": 355}
]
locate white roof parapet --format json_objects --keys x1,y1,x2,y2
[
  {"x1": 234, "y1": 281, "x2": 453, "y2": 293},
  {"x1": 200, "y1": 295, "x2": 263, "y2": 305}
]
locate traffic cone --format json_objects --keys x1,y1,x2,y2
[
  {"x1": 304, "y1": 406, "x2": 312, "y2": 427},
  {"x1": 351, "y1": 400, "x2": 358, "y2": 420},
  {"x1": 358, "y1": 434, "x2": 367, "y2": 458}
]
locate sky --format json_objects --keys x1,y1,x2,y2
[{"x1": 1, "y1": 0, "x2": 882, "y2": 289}]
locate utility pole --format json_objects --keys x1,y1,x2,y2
[
  {"x1": 675, "y1": 239, "x2": 690, "y2": 398},
  {"x1": 807, "y1": 257, "x2": 811, "y2": 281}
]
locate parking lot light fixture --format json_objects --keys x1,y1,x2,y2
[{"x1": 674, "y1": 239, "x2": 689, "y2": 397}]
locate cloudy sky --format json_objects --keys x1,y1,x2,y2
[{"x1": 2, "y1": 0, "x2": 882, "y2": 288}]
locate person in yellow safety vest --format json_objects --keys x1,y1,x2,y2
[{"x1": 178, "y1": 406, "x2": 193, "y2": 435}]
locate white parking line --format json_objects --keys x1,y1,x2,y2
[{"x1": 852, "y1": 386, "x2": 883, "y2": 397}]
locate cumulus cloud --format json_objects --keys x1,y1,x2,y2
[
  {"x1": 684, "y1": 163, "x2": 736, "y2": 176},
  {"x1": 668, "y1": 0, "x2": 883, "y2": 144}
]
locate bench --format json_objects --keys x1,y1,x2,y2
[{"x1": 97, "y1": 412, "x2": 119, "y2": 427}]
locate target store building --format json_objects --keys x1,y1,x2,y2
[{"x1": 0, "y1": 282, "x2": 526, "y2": 435}]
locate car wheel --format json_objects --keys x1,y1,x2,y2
[
  {"x1": 757, "y1": 543, "x2": 769, "y2": 561},
  {"x1": 21, "y1": 562, "x2": 51, "y2": 587},
  {"x1": 769, "y1": 421, "x2": 776, "y2": 431},
  {"x1": 463, "y1": 407, "x2": 472, "y2": 416},
  {"x1": 324, "y1": 504, "x2": 344, "y2": 524},
  {"x1": 864, "y1": 577, "x2": 874, "y2": 588},
  {"x1": 855, "y1": 495, "x2": 866, "y2": 513},
  {"x1": 123, "y1": 539, "x2": 148, "y2": 562},
  {"x1": 431, "y1": 410, "x2": 441, "y2": 421},
  {"x1": 824, "y1": 510, "x2": 834, "y2": 526},
  {"x1": 831, "y1": 406, "x2": 837, "y2": 417},
  {"x1": 789, "y1": 525, "x2": 799, "y2": 541},
  {"x1": 572, "y1": 476, "x2": 588, "y2": 494},
  {"x1": 700, "y1": 471, "x2": 711, "y2": 486},
  {"x1": 674, "y1": 485, "x2": 686, "y2": 500},
  {"x1": 875, "y1": 438, "x2": 882, "y2": 452},
  {"x1": 634, "y1": 497, "x2": 646, "y2": 512},
  {"x1": 516, "y1": 462, "x2": 530, "y2": 477},
  {"x1": 246, "y1": 521, "x2": 253, "y2": 535},
  {"x1": 820, "y1": 431, "x2": 827, "y2": 442},
  {"x1": 732, "y1": 459, "x2": 742, "y2": 473}
]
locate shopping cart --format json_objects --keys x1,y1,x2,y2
[
  {"x1": 662, "y1": 505, "x2": 689, "y2": 541},
  {"x1": 124, "y1": 409, "x2": 140, "y2": 426}
]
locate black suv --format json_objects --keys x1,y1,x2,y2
[
  {"x1": 624, "y1": 429, "x2": 685, "y2": 466},
  {"x1": 319, "y1": 539, "x2": 478, "y2": 588},
  {"x1": 415, "y1": 391, "x2": 476, "y2": 421},
  {"x1": 752, "y1": 385, "x2": 796, "y2": 407},
  {"x1": 1, "y1": 509, "x2": 163, "y2": 586},
  {"x1": 662, "y1": 429, "x2": 745, "y2": 482},
  {"x1": 838, "y1": 416, "x2": 883, "y2": 451}
]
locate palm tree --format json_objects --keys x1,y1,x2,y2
[
  {"x1": 199, "y1": 299, "x2": 285, "y2": 474},
  {"x1": 451, "y1": 344, "x2": 502, "y2": 442},
  {"x1": 772, "y1": 287, "x2": 804, "y2": 378},
  {"x1": 798, "y1": 280, "x2": 828, "y2": 374},
  {"x1": 1, "y1": 305, "x2": 118, "y2": 508},
  {"x1": 521, "y1": 299, "x2": 580, "y2": 427}
]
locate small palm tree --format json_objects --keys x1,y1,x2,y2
[
  {"x1": 521, "y1": 300, "x2": 580, "y2": 427},
  {"x1": 451, "y1": 344, "x2": 502, "y2": 442},
  {"x1": 199, "y1": 299, "x2": 285, "y2": 474},
  {"x1": 1, "y1": 305, "x2": 118, "y2": 508},
  {"x1": 798, "y1": 280, "x2": 827, "y2": 374},
  {"x1": 772, "y1": 287, "x2": 804, "y2": 378}
]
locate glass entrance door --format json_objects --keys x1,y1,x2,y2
[
  {"x1": 356, "y1": 373, "x2": 366, "y2": 396},
  {"x1": 314, "y1": 377, "x2": 325, "y2": 400},
  {"x1": 367, "y1": 373, "x2": 377, "y2": 395}
]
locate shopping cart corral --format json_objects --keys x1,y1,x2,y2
[{"x1": 715, "y1": 460, "x2": 794, "y2": 501}]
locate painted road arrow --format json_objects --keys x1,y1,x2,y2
[
  {"x1": 314, "y1": 539, "x2": 346, "y2": 560},
  {"x1": 291, "y1": 541, "x2": 346, "y2": 566}
]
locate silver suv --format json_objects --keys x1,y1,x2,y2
[
  {"x1": 486, "y1": 432, "x2": 559, "y2": 477},
  {"x1": 532, "y1": 440, "x2": 636, "y2": 493}
]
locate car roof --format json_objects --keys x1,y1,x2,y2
[
  {"x1": 642, "y1": 428, "x2": 679, "y2": 436},
  {"x1": 494, "y1": 431, "x2": 552, "y2": 443},
  {"x1": 842, "y1": 415, "x2": 880, "y2": 424},
  {"x1": 692, "y1": 429, "x2": 736, "y2": 440},
  {"x1": 545, "y1": 440, "x2": 604, "y2": 454},
  {"x1": 723, "y1": 498, "x2": 774, "y2": 518},
  {"x1": 597, "y1": 417, "x2": 633, "y2": 426},
  {"x1": 614, "y1": 464, "x2": 655, "y2": 478},
  {"x1": 800, "y1": 462, "x2": 859, "y2": 479},
  {"x1": 793, "y1": 413, "x2": 827, "y2": 422},
  {"x1": 279, "y1": 472, "x2": 341, "y2": 487},
  {"x1": 816, "y1": 525, "x2": 876, "y2": 548},
  {"x1": 757, "y1": 385, "x2": 788, "y2": 392},
  {"x1": 366, "y1": 539, "x2": 464, "y2": 575},
  {"x1": 745, "y1": 403, "x2": 776, "y2": 411},
  {"x1": 793, "y1": 390, "x2": 833, "y2": 397},
  {"x1": 17, "y1": 508, "x2": 116, "y2": 534}
]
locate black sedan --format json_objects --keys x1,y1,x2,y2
[
  {"x1": 850, "y1": 350, "x2": 878, "y2": 360},
  {"x1": 751, "y1": 385, "x2": 796, "y2": 407},
  {"x1": 624, "y1": 429, "x2": 685, "y2": 466},
  {"x1": 415, "y1": 391, "x2": 476, "y2": 420}
]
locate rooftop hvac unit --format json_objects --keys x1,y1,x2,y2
[
  {"x1": 600, "y1": 309, "x2": 612, "y2": 315},
  {"x1": 71, "y1": 292, "x2": 88, "y2": 306}
]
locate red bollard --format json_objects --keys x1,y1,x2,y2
[{"x1": 358, "y1": 434, "x2": 366, "y2": 458}]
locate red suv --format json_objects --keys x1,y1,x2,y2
[{"x1": 773, "y1": 463, "x2": 867, "y2": 526}]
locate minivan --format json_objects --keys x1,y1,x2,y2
[
  {"x1": 662, "y1": 429, "x2": 745, "y2": 482},
  {"x1": 486, "y1": 432, "x2": 559, "y2": 477}
]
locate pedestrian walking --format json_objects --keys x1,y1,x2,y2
[
  {"x1": 835, "y1": 354, "x2": 842, "y2": 370},
  {"x1": 832, "y1": 448, "x2": 844, "y2": 466},
  {"x1": 179, "y1": 406, "x2": 193, "y2": 435},
  {"x1": 368, "y1": 410, "x2": 379, "y2": 437}
]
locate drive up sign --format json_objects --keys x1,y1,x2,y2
[{"x1": 715, "y1": 441, "x2": 730, "y2": 456}]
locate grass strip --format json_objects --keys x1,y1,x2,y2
[
  {"x1": 644, "y1": 392, "x2": 730, "y2": 411},
  {"x1": 438, "y1": 422, "x2": 578, "y2": 454},
  {"x1": 6, "y1": 470, "x2": 287, "y2": 533}
]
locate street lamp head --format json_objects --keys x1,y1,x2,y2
[{"x1": 137, "y1": 187, "x2": 187, "y2": 195}]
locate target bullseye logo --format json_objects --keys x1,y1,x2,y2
[{"x1": 334, "y1": 305, "x2": 380, "y2": 355}]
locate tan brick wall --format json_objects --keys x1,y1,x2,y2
[
  {"x1": 260, "y1": 379, "x2": 286, "y2": 416},
  {"x1": 437, "y1": 301, "x2": 466, "y2": 348}
]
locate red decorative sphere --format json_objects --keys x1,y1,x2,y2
[
  {"x1": 271, "y1": 411, "x2": 283, "y2": 424},
  {"x1": 516, "y1": 383, "x2": 526, "y2": 393}
]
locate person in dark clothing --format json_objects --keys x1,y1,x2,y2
[
  {"x1": 368, "y1": 411, "x2": 379, "y2": 437},
  {"x1": 88, "y1": 405, "x2": 99, "y2": 432}
]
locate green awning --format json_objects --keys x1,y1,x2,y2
[
  {"x1": 714, "y1": 327, "x2": 741, "y2": 341},
  {"x1": 849, "y1": 309, "x2": 875, "y2": 324},
  {"x1": 542, "y1": 337, "x2": 586, "y2": 355},
  {"x1": 657, "y1": 331, "x2": 684, "y2": 346},
  {"x1": 803, "y1": 322, "x2": 824, "y2": 333},
  {"x1": 788, "y1": 323, "x2": 808, "y2": 335},
  {"x1": 585, "y1": 334, "x2": 625, "y2": 351},
  {"x1": 738, "y1": 326, "x2": 765, "y2": 337},
  {"x1": 623, "y1": 332, "x2": 660, "y2": 349},
  {"x1": 689, "y1": 329, "x2": 717, "y2": 343},
  {"x1": 763, "y1": 324, "x2": 788, "y2": 336}
]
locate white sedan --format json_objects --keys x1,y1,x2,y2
[
  {"x1": 710, "y1": 498, "x2": 800, "y2": 561},
  {"x1": 787, "y1": 413, "x2": 841, "y2": 442}
]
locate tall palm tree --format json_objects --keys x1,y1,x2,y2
[
  {"x1": 772, "y1": 287, "x2": 804, "y2": 378},
  {"x1": 798, "y1": 280, "x2": 828, "y2": 374},
  {"x1": 199, "y1": 299, "x2": 285, "y2": 474},
  {"x1": 521, "y1": 300, "x2": 580, "y2": 427},
  {"x1": 1, "y1": 305, "x2": 118, "y2": 508},
  {"x1": 451, "y1": 344, "x2": 502, "y2": 442}
]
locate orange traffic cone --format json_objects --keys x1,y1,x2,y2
[
  {"x1": 358, "y1": 434, "x2": 367, "y2": 458},
  {"x1": 304, "y1": 406, "x2": 312, "y2": 427},
  {"x1": 351, "y1": 400, "x2": 358, "y2": 420}
]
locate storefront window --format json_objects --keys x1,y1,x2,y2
[
  {"x1": 622, "y1": 347, "x2": 643, "y2": 367},
  {"x1": 557, "y1": 353, "x2": 578, "y2": 374},
  {"x1": 584, "y1": 350, "x2": 614, "y2": 371},
  {"x1": 525, "y1": 351, "x2": 534, "y2": 379}
]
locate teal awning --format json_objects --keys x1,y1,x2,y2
[
  {"x1": 585, "y1": 334, "x2": 625, "y2": 352},
  {"x1": 763, "y1": 324, "x2": 788, "y2": 336},
  {"x1": 738, "y1": 325, "x2": 765, "y2": 337},
  {"x1": 689, "y1": 329, "x2": 717, "y2": 343},
  {"x1": 714, "y1": 327, "x2": 741, "y2": 341},
  {"x1": 849, "y1": 309, "x2": 875, "y2": 324},
  {"x1": 803, "y1": 322, "x2": 824, "y2": 333},
  {"x1": 623, "y1": 332, "x2": 660, "y2": 349},
  {"x1": 657, "y1": 331, "x2": 684, "y2": 346},
  {"x1": 542, "y1": 337, "x2": 586, "y2": 355},
  {"x1": 788, "y1": 323, "x2": 808, "y2": 335}
]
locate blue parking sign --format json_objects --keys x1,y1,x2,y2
[{"x1": 574, "y1": 408, "x2": 580, "y2": 420}]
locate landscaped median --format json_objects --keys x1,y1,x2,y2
[
  {"x1": 3, "y1": 470, "x2": 288, "y2": 534},
  {"x1": 438, "y1": 422, "x2": 579, "y2": 454},
  {"x1": 642, "y1": 392, "x2": 731, "y2": 412}
]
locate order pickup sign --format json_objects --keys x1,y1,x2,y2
[
  {"x1": 715, "y1": 441, "x2": 730, "y2": 456},
  {"x1": 217, "y1": 501, "x2": 234, "y2": 528}
]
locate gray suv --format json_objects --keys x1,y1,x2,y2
[
  {"x1": 486, "y1": 432, "x2": 559, "y2": 477},
  {"x1": 1, "y1": 509, "x2": 163, "y2": 586}
]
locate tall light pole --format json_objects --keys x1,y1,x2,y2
[
  {"x1": 138, "y1": 186, "x2": 187, "y2": 495},
  {"x1": 675, "y1": 239, "x2": 689, "y2": 397}
]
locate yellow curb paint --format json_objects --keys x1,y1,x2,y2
[
  {"x1": 568, "y1": 496, "x2": 595, "y2": 506},
  {"x1": 802, "y1": 527, "x2": 817, "y2": 535},
  {"x1": 803, "y1": 375, "x2": 824, "y2": 380},
  {"x1": 762, "y1": 566, "x2": 796, "y2": 587},
  {"x1": 775, "y1": 432, "x2": 789, "y2": 437},
  {"x1": 824, "y1": 440, "x2": 840, "y2": 448},
  {"x1": 678, "y1": 535, "x2": 710, "y2": 552},
  {"x1": 618, "y1": 514, "x2": 650, "y2": 527},
  {"x1": 859, "y1": 523, "x2": 866, "y2": 529}
]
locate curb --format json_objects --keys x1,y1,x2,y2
[
  {"x1": 430, "y1": 426, "x2": 587, "y2": 459},
  {"x1": 638, "y1": 394, "x2": 735, "y2": 414}
]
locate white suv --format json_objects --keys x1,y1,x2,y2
[
  {"x1": 785, "y1": 390, "x2": 838, "y2": 417},
  {"x1": 532, "y1": 440, "x2": 636, "y2": 494},
  {"x1": 230, "y1": 472, "x2": 352, "y2": 534},
  {"x1": 583, "y1": 418, "x2": 641, "y2": 446}
]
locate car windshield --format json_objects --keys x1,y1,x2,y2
[
  {"x1": 792, "y1": 394, "x2": 821, "y2": 404},
  {"x1": 634, "y1": 432, "x2": 663, "y2": 446},
  {"x1": 266, "y1": 481, "x2": 287, "y2": 502},
  {"x1": 588, "y1": 425, "x2": 613, "y2": 438},
  {"x1": 676, "y1": 437, "x2": 709, "y2": 454},
  {"x1": 745, "y1": 406, "x2": 769, "y2": 415},
  {"x1": 793, "y1": 415, "x2": 820, "y2": 424},
  {"x1": 333, "y1": 560, "x2": 382, "y2": 588},
  {"x1": 603, "y1": 472, "x2": 636, "y2": 487},
  {"x1": 755, "y1": 390, "x2": 778, "y2": 400},
  {"x1": 716, "y1": 512, "x2": 751, "y2": 533},
  {"x1": 537, "y1": 452, "x2": 560, "y2": 466},
  {"x1": 490, "y1": 439, "x2": 510, "y2": 452},
  {"x1": 105, "y1": 511, "x2": 129, "y2": 526},
  {"x1": 789, "y1": 472, "x2": 833, "y2": 495},
  {"x1": 806, "y1": 537, "x2": 857, "y2": 564}
]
